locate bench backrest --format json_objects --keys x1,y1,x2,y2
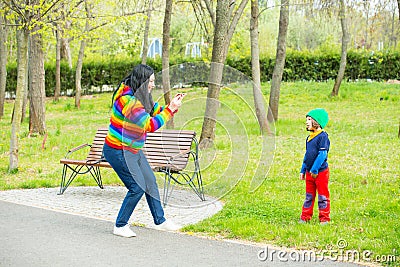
[
  {"x1": 86, "y1": 128, "x2": 109, "y2": 164},
  {"x1": 143, "y1": 130, "x2": 196, "y2": 172},
  {"x1": 87, "y1": 128, "x2": 196, "y2": 172}
]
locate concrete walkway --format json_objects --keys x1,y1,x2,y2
[
  {"x1": 0, "y1": 187, "x2": 364, "y2": 267},
  {"x1": 0, "y1": 186, "x2": 223, "y2": 229}
]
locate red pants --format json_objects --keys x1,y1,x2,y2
[{"x1": 301, "y1": 168, "x2": 330, "y2": 222}]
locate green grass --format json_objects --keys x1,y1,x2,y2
[{"x1": 1, "y1": 81, "x2": 399, "y2": 266}]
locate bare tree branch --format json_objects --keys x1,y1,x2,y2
[
  {"x1": 203, "y1": 0, "x2": 215, "y2": 26},
  {"x1": 397, "y1": 0, "x2": 400, "y2": 20},
  {"x1": 41, "y1": 0, "x2": 64, "y2": 18},
  {"x1": 191, "y1": 0, "x2": 211, "y2": 39},
  {"x1": 4, "y1": 0, "x2": 27, "y2": 22},
  {"x1": 224, "y1": 0, "x2": 248, "y2": 58}
]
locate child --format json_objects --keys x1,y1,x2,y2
[{"x1": 299, "y1": 108, "x2": 330, "y2": 224}]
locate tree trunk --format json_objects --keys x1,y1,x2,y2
[
  {"x1": 0, "y1": 13, "x2": 7, "y2": 118},
  {"x1": 141, "y1": 0, "x2": 153, "y2": 64},
  {"x1": 397, "y1": 0, "x2": 400, "y2": 21},
  {"x1": 75, "y1": 0, "x2": 91, "y2": 109},
  {"x1": 390, "y1": 10, "x2": 396, "y2": 49},
  {"x1": 200, "y1": 0, "x2": 248, "y2": 148},
  {"x1": 250, "y1": 0, "x2": 270, "y2": 133},
  {"x1": 268, "y1": 0, "x2": 289, "y2": 122},
  {"x1": 222, "y1": 0, "x2": 249, "y2": 61},
  {"x1": 60, "y1": 8, "x2": 72, "y2": 69},
  {"x1": 61, "y1": 37, "x2": 73, "y2": 69},
  {"x1": 363, "y1": 1, "x2": 369, "y2": 49},
  {"x1": 200, "y1": 0, "x2": 230, "y2": 148},
  {"x1": 21, "y1": 50, "x2": 29, "y2": 123},
  {"x1": 162, "y1": 0, "x2": 173, "y2": 129},
  {"x1": 54, "y1": 23, "x2": 61, "y2": 101},
  {"x1": 9, "y1": 28, "x2": 28, "y2": 172},
  {"x1": 21, "y1": 33, "x2": 29, "y2": 123},
  {"x1": 75, "y1": 39, "x2": 85, "y2": 108},
  {"x1": 331, "y1": 0, "x2": 349, "y2": 97},
  {"x1": 29, "y1": 27, "x2": 46, "y2": 135}
]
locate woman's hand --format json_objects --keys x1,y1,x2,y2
[{"x1": 169, "y1": 93, "x2": 186, "y2": 112}]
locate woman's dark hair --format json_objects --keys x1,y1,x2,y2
[{"x1": 112, "y1": 64, "x2": 155, "y2": 114}]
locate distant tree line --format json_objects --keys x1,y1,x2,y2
[{"x1": 3, "y1": 51, "x2": 399, "y2": 97}]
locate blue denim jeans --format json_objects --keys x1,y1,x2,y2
[{"x1": 103, "y1": 143, "x2": 166, "y2": 227}]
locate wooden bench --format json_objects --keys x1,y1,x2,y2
[{"x1": 59, "y1": 128, "x2": 205, "y2": 205}]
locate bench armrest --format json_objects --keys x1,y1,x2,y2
[
  {"x1": 168, "y1": 148, "x2": 191, "y2": 162},
  {"x1": 64, "y1": 143, "x2": 91, "y2": 158}
]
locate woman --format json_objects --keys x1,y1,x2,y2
[{"x1": 103, "y1": 64, "x2": 184, "y2": 237}]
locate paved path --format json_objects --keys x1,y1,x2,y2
[
  {"x1": 0, "y1": 187, "x2": 364, "y2": 267},
  {"x1": 0, "y1": 186, "x2": 223, "y2": 229}
]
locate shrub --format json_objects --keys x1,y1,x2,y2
[{"x1": 5, "y1": 51, "x2": 400, "y2": 97}]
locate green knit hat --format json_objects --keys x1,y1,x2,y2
[{"x1": 306, "y1": 108, "x2": 329, "y2": 129}]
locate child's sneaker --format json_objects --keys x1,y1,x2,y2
[
  {"x1": 155, "y1": 220, "x2": 181, "y2": 231},
  {"x1": 320, "y1": 221, "x2": 329, "y2": 225},
  {"x1": 298, "y1": 219, "x2": 308, "y2": 224},
  {"x1": 113, "y1": 224, "x2": 136, "y2": 237}
]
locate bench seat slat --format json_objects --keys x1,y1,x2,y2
[
  {"x1": 145, "y1": 137, "x2": 193, "y2": 141},
  {"x1": 144, "y1": 147, "x2": 192, "y2": 151},
  {"x1": 147, "y1": 130, "x2": 196, "y2": 136},
  {"x1": 146, "y1": 135, "x2": 194, "y2": 140},
  {"x1": 60, "y1": 158, "x2": 111, "y2": 168},
  {"x1": 144, "y1": 143, "x2": 192, "y2": 148},
  {"x1": 88, "y1": 148, "x2": 103, "y2": 153},
  {"x1": 145, "y1": 149, "x2": 188, "y2": 154},
  {"x1": 146, "y1": 155, "x2": 189, "y2": 161},
  {"x1": 145, "y1": 155, "x2": 190, "y2": 162},
  {"x1": 145, "y1": 157, "x2": 190, "y2": 162}
]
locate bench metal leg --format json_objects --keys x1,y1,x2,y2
[
  {"x1": 180, "y1": 171, "x2": 205, "y2": 201},
  {"x1": 193, "y1": 161, "x2": 205, "y2": 201},
  {"x1": 162, "y1": 172, "x2": 174, "y2": 207},
  {"x1": 59, "y1": 164, "x2": 84, "y2": 195},
  {"x1": 88, "y1": 166, "x2": 104, "y2": 190},
  {"x1": 58, "y1": 164, "x2": 104, "y2": 195},
  {"x1": 162, "y1": 168, "x2": 205, "y2": 206}
]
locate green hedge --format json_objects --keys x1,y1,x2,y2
[
  {"x1": 5, "y1": 51, "x2": 400, "y2": 97},
  {"x1": 227, "y1": 50, "x2": 400, "y2": 82}
]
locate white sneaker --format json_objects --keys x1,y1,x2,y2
[
  {"x1": 155, "y1": 220, "x2": 181, "y2": 231},
  {"x1": 113, "y1": 225, "x2": 136, "y2": 237}
]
